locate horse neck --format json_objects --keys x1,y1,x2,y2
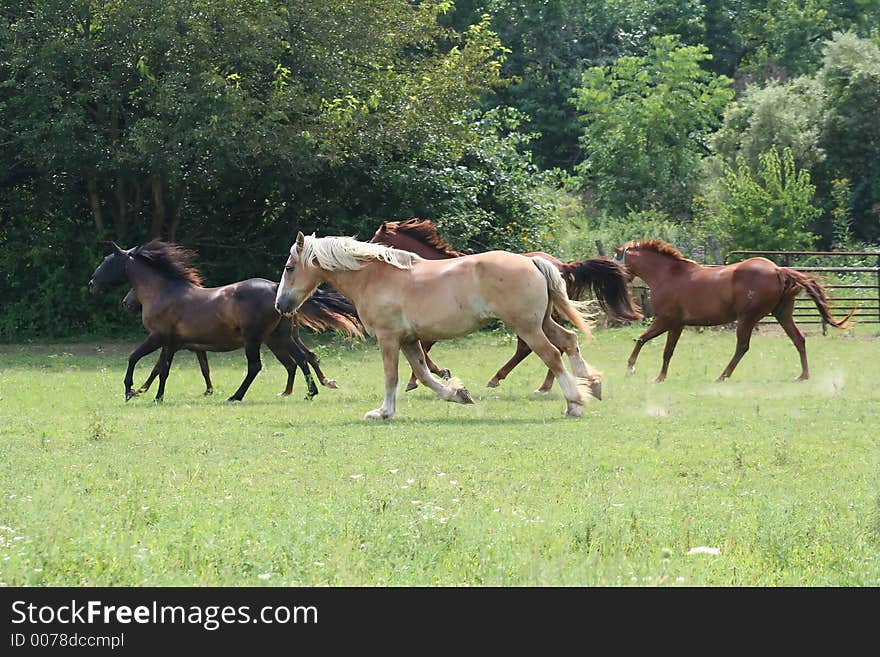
[
  {"x1": 126, "y1": 258, "x2": 184, "y2": 311},
  {"x1": 309, "y1": 267, "x2": 366, "y2": 308},
  {"x1": 631, "y1": 251, "x2": 692, "y2": 285}
]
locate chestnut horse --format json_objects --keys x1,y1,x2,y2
[
  {"x1": 276, "y1": 233, "x2": 602, "y2": 420},
  {"x1": 614, "y1": 240, "x2": 854, "y2": 382},
  {"x1": 120, "y1": 286, "x2": 355, "y2": 397},
  {"x1": 370, "y1": 219, "x2": 642, "y2": 392},
  {"x1": 89, "y1": 241, "x2": 362, "y2": 402}
]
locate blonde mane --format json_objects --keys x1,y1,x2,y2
[{"x1": 300, "y1": 236, "x2": 421, "y2": 271}]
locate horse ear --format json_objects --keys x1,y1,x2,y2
[
  {"x1": 295, "y1": 231, "x2": 305, "y2": 252},
  {"x1": 111, "y1": 241, "x2": 124, "y2": 255},
  {"x1": 612, "y1": 245, "x2": 623, "y2": 256}
]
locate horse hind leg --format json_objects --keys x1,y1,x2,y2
[
  {"x1": 196, "y1": 351, "x2": 213, "y2": 395},
  {"x1": 773, "y1": 296, "x2": 809, "y2": 380},
  {"x1": 400, "y1": 341, "x2": 474, "y2": 405},
  {"x1": 716, "y1": 317, "x2": 758, "y2": 381},
  {"x1": 294, "y1": 334, "x2": 337, "y2": 389},
  {"x1": 542, "y1": 316, "x2": 602, "y2": 401},
  {"x1": 516, "y1": 328, "x2": 588, "y2": 417}
]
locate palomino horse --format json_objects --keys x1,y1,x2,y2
[
  {"x1": 89, "y1": 241, "x2": 362, "y2": 402},
  {"x1": 370, "y1": 218, "x2": 642, "y2": 392},
  {"x1": 276, "y1": 232, "x2": 602, "y2": 420},
  {"x1": 614, "y1": 240, "x2": 854, "y2": 382},
  {"x1": 120, "y1": 286, "x2": 355, "y2": 397}
]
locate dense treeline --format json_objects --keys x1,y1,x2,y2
[{"x1": 1, "y1": 0, "x2": 879, "y2": 339}]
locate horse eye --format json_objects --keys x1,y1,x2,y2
[{"x1": 284, "y1": 265, "x2": 295, "y2": 272}]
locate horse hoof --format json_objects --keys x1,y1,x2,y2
[
  {"x1": 565, "y1": 404, "x2": 584, "y2": 418},
  {"x1": 486, "y1": 379, "x2": 499, "y2": 388},
  {"x1": 364, "y1": 409, "x2": 391, "y2": 421},
  {"x1": 453, "y1": 387, "x2": 475, "y2": 404},
  {"x1": 277, "y1": 391, "x2": 292, "y2": 397},
  {"x1": 405, "y1": 381, "x2": 418, "y2": 392},
  {"x1": 305, "y1": 393, "x2": 316, "y2": 401},
  {"x1": 653, "y1": 376, "x2": 666, "y2": 384},
  {"x1": 591, "y1": 380, "x2": 602, "y2": 401},
  {"x1": 154, "y1": 397, "x2": 164, "y2": 404},
  {"x1": 626, "y1": 367, "x2": 635, "y2": 376},
  {"x1": 439, "y1": 369, "x2": 451, "y2": 380},
  {"x1": 227, "y1": 396, "x2": 242, "y2": 402},
  {"x1": 203, "y1": 389, "x2": 214, "y2": 396},
  {"x1": 796, "y1": 374, "x2": 809, "y2": 382},
  {"x1": 533, "y1": 388, "x2": 550, "y2": 395},
  {"x1": 322, "y1": 379, "x2": 339, "y2": 389},
  {"x1": 125, "y1": 390, "x2": 137, "y2": 401}
]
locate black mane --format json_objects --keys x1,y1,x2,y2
[{"x1": 134, "y1": 241, "x2": 204, "y2": 286}]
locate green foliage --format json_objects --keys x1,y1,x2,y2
[
  {"x1": 817, "y1": 32, "x2": 880, "y2": 243},
  {"x1": 830, "y1": 178, "x2": 854, "y2": 249},
  {"x1": 710, "y1": 78, "x2": 825, "y2": 173},
  {"x1": 702, "y1": 147, "x2": 820, "y2": 251},
  {"x1": 571, "y1": 36, "x2": 733, "y2": 218}
]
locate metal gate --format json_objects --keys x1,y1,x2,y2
[{"x1": 724, "y1": 250, "x2": 880, "y2": 326}]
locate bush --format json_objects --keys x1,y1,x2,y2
[{"x1": 698, "y1": 147, "x2": 820, "y2": 253}]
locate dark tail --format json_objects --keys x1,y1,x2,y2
[
  {"x1": 780, "y1": 268, "x2": 855, "y2": 329},
  {"x1": 297, "y1": 287, "x2": 365, "y2": 338},
  {"x1": 560, "y1": 258, "x2": 644, "y2": 322}
]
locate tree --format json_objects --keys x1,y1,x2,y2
[
  {"x1": 816, "y1": 31, "x2": 880, "y2": 243},
  {"x1": 571, "y1": 35, "x2": 733, "y2": 218}
]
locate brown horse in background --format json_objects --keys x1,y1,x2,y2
[
  {"x1": 614, "y1": 240, "x2": 854, "y2": 382},
  {"x1": 371, "y1": 218, "x2": 642, "y2": 393},
  {"x1": 89, "y1": 241, "x2": 362, "y2": 402}
]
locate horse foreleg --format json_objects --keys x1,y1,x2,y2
[
  {"x1": 486, "y1": 338, "x2": 533, "y2": 388},
  {"x1": 124, "y1": 334, "x2": 163, "y2": 401},
  {"x1": 365, "y1": 337, "x2": 401, "y2": 420},
  {"x1": 228, "y1": 341, "x2": 263, "y2": 402},
  {"x1": 196, "y1": 351, "x2": 213, "y2": 395},
  {"x1": 655, "y1": 325, "x2": 683, "y2": 383},
  {"x1": 406, "y1": 340, "x2": 446, "y2": 391},
  {"x1": 154, "y1": 346, "x2": 177, "y2": 402},
  {"x1": 627, "y1": 320, "x2": 669, "y2": 374},
  {"x1": 400, "y1": 341, "x2": 474, "y2": 405},
  {"x1": 136, "y1": 357, "x2": 162, "y2": 394},
  {"x1": 717, "y1": 319, "x2": 757, "y2": 381}
]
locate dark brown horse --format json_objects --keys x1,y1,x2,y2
[
  {"x1": 121, "y1": 286, "x2": 355, "y2": 397},
  {"x1": 614, "y1": 240, "x2": 854, "y2": 382},
  {"x1": 89, "y1": 241, "x2": 362, "y2": 402},
  {"x1": 370, "y1": 218, "x2": 642, "y2": 392}
]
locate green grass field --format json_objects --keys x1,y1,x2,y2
[{"x1": 1, "y1": 325, "x2": 878, "y2": 586}]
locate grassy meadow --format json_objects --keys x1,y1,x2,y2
[{"x1": 0, "y1": 325, "x2": 878, "y2": 586}]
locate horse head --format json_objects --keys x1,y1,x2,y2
[
  {"x1": 276, "y1": 231, "x2": 320, "y2": 315},
  {"x1": 89, "y1": 242, "x2": 136, "y2": 294}
]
